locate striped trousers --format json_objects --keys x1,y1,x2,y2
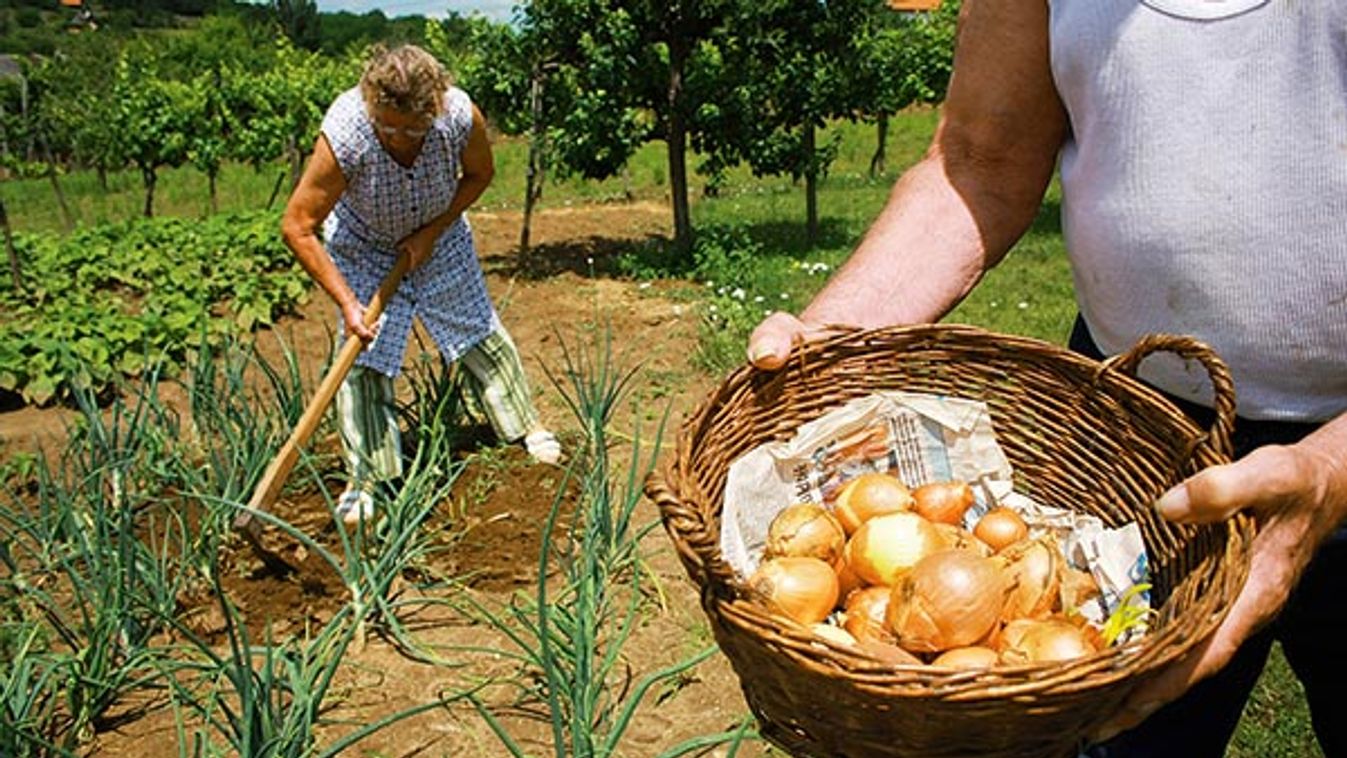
[{"x1": 335, "y1": 321, "x2": 540, "y2": 491}]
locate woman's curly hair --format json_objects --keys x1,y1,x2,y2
[{"x1": 359, "y1": 44, "x2": 451, "y2": 118}]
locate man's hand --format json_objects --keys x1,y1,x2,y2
[
  {"x1": 397, "y1": 225, "x2": 441, "y2": 271},
  {"x1": 1092, "y1": 442, "x2": 1343, "y2": 741},
  {"x1": 747, "y1": 312, "x2": 846, "y2": 370}
]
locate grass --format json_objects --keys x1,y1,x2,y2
[{"x1": 0, "y1": 106, "x2": 1320, "y2": 755}]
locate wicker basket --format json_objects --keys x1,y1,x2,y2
[{"x1": 645, "y1": 325, "x2": 1254, "y2": 758}]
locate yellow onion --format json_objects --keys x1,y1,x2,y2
[
  {"x1": 832, "y1": 473, "x2": 914, "y2": 534},
  {"x1": 911, "y1": 481, "x2": 976, "y2": 526},
  {"x1": 997, "y1": 618, "x2": 1098, "y2": 664},
  {"x1": 842, "y1": 586, "x2": 897, "y2": 645},
  {"x1": 810, "y1": 623, "x2": 859, "y2": 647},
  {"x1": 748, "y1": 556, "x2": 839, "y2": 625},
  {"x1": 931, "y1": 645, "x2": 1000, "y2": 670},
  {"x1": 765, "y1": 503, "x2": 846, "y2": 565},
  {"x1": 974, "y1": 507, "x2": 1029, "y2": 552},
  {"x1": 845, "y1": 512, "x2": 945, "y2": 586},
  {"x1": 932, "y1": 522, "x2": 994, "y2": 558},
  {"x1": 998, "y1": 537, "x2": 1062, "y2": 621},
  {"x1": 833, "y1": 556, "x2": 866, "y2": 605},
  {"x1": 885, "y1": 549, "x2": 1009, "y2": 654}
]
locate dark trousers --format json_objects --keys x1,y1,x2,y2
[{"x1": 1070, "y1": 318, "x2": 1347, "y2": 758}]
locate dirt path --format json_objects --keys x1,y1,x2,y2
[{"x1": 1, "y1": 202, "x2": 776, "y2": 756}]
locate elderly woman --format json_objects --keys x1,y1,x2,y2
[{"x1": 282, "y1": 44, "x2": 560, "y2": 523}]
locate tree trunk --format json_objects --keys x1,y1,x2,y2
[
  {"x1": 39, "y1": 130, "x2": 73, "y2": 231},
  {"x1": 520, "y1": 67, "x2": 546, "y2": 253},
  {"x1": 666, "y1": 41, "x2": 693, "y2": 260},
  {"x1": 0, "y1": 198, "x2": 21, "y2": 291},
  {"x1": 805, "y1": 124, "x2": 818, "y2": 245},
  {"x1": 208, "y1": 169, "x2": 219, "y2": 215},
  {"x1": 97, "y1": 164, "x2": 108, "y2": 192},
  {"x1": 141, "y1": 164, "x2": 157, "y2": 218},
  {"x1": 267, "y1": 168, "x2": 287, "y2": 210},
  {"x1": 287, "y1": 134, "x2": 303, "y2": 190},
  {"x1": 869, "y1": 114, "x2": 889, "y2": 178}
]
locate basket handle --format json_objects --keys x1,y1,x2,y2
[
  {"x1": 644, "y1": 466, "x2": 738, "y2": 590},
  {"x1": 1100, "y1": 333, "x2": 1236, "y2": 461}
]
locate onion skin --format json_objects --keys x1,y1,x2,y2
[
  {"x1": 931, "y1": 646, "x2": 1000, "y2": 670},
  {"x1": 997, "y1": 618, "x2": 1098, "y2": 664},
  {"x1": 843, "y1": 586, "x2": 897, "y2": 645},
  {"x1": 885, "y1": 549, "x2": 1009, "y2": 654},
  {"x1": 911, "y1": 481, "x2": 976, "y2": 526},
  {"x1": 832, "y1": 473, "x2": 914, "y2": 534},
  {"x1": 974, "y1": 507, "x2": 1029, "y2": 552},
  {"x1": 845, "y1": 512, "x2": 945, "y2": 586},
  {"x1": 1060, "y1": 566, "x2": 1102, "y2": 612},
  {"x1": 998, "y1": 537, "x2": 1062, "y2": 621},
  {"x1": 748, "y1": 557, "x2": 840, "y2": 625},
  {"x1": 765, "y1": 503, "x2": 847, "y2": 565}
]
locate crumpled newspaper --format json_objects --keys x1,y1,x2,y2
[{"x1": 721, "y1": 391, "x2": 1150, "y2": 637}]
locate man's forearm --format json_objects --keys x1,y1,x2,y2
[{"x1": 801, "y1": 154, "x2": 998, "y2": 329}]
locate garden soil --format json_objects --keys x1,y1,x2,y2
[{"x1": 0, "y1": 201, "x2": 777, "y2": 757}]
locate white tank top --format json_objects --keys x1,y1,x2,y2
[{"x1": 1048, "y1": 0, "x2": 1347, "y2": 421}]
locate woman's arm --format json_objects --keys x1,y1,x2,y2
[
  {"x1": 281, "y1": 135, "x2": 374, "y2": 341},
  {"x1": 397, "y1": 104, "x2": 495, "y2": 269},
  {"x1": 749, "y1": 0, "x2": 1068, "y2": 367}
]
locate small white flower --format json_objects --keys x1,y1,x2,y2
[
  {"x1": 708, "y1": 304, "x2": 718, "y2": 312},
  {"x1": 731, "y1": 287, "x2": 746, "y2": 300},
  {"x1": 753, "y1": 295, "x2": 765, "y2": 303},
  {"x1": 779, "y1": 293, "x2": 789, "y2": 300},
  {"x1": 1017, "y1": 301, "x2": 1029, "y2": 310},
  {"x1": 638, "y1": 282, "x2": 651, "y2": 290},
  {"x1": 704, "y1": 280, "x2": 714, "y2": 287}
]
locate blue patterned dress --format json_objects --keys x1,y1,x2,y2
[{"x1": 319, "y1": 85, "x2": 496, "y2": 378}]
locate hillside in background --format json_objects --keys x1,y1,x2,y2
[{"x1": 0, "y1": 0, "x2": 432, "y2": 56}]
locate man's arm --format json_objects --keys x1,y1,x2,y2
[{"x1": 750, "y1": 0, "x2": 1068, "y2": 367}]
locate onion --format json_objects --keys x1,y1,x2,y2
[
  {"x1": 974, "y1": 507, "x2": 1028, "y2": 552},
  {"x1": 997, "y1": 618, "x2": 1097, "y2": 664},
  {"x1": 932, "y1": 522, "x2": 993, "y2": 557},
  {"x1": 833, "y1": 556, "x2": 866, "y2": 605},
  {"x1": 765, "y1": 503, "x2": 846, "y2": 565},
  {"x1": 911, "y1": 481, "x2": 976, "y2": 526},
  {"x1": 931, "y1": 645, "x2": 999, "y2": 670},
  {"x1": 832, "y1": 472, "x2": 914, "y2": 534},
  {"x1": 748, "y1": 557, "x2": 839, "y2": 625},
  {"x1": 811, "y1": 623, "x2": 859, "y2": 647},
  {"x1": 845, "y1": 512, "x2": 945, "y2": 586},
  {"x1": 885, "y1": 549, "x2": 1009, "y2": 654},
  {"x1": 998, "y1": 537, "x2": 1062, "y2": 621},
  {"x1": 842, "y1": 586, "x2": 896, "y2": 645}
]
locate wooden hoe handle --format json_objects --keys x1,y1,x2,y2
[{"x1": 233, "y1": 253, "x2": 411, "y2": 534}]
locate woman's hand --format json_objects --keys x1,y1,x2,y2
[
  {"x1": 341, "y1": 298, "x2": 376, "y2": 342},
  {"x1": 1092, "y1": 439, "x2": 1347, "y2": 741},
  {"x1": 397, "y1": 224, "x2": 441, "y2": 271}
]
